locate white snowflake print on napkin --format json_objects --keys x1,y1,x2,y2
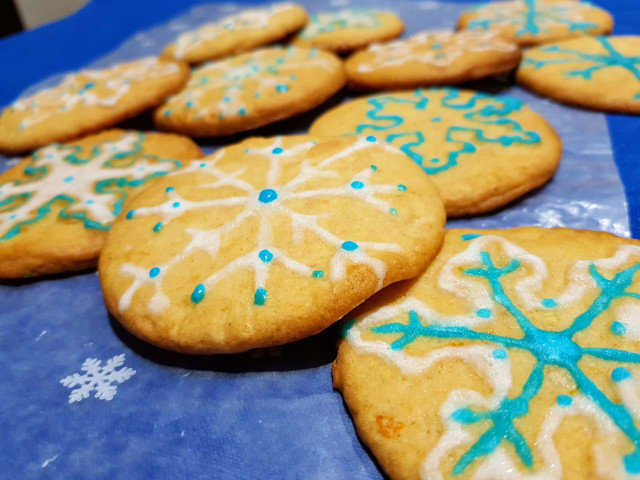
[{"x1": 60, "y1": 354, "x2": 135, "y2": 403}]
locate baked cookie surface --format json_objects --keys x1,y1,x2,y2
[
  {"x1": 293, "y1": 9, "x2": 405, "y2": 53},
  {"x1": 457, "y1": 0, "x2": 613, "y2": 47},
  {"x1": 345, "y1": 30, "x2": 521, "y2": 91},
  {"x1": 334, "y1": 228, "x2": 640, "y2": 480},
  {"x1": 517, "y1": 35, "x2": 640, "y2": 113},
  {"x1": 309, "y1": 88, "x2": 562, "y2": 217},
  {"x1": 0, "y1": 129, "x2": 202, "y2": 278},
  {"x1": 0, "y1": 57, "x2": 189, "y2": 155},
  {"x1": 154, "y1": 46, "x2": 345, "y2": 137},
  {"x1": 99, "y1": 135, "x2": 446, "y2": 354},
  {"x1": 162, "y1": 3, "x2": 308, "y2": 64}
]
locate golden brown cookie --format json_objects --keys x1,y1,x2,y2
[
  {"x1": 335, "y1": 227, "x2": 640, "y2": 480},
  {"x1": 345, "y1": 30, "x2": 521, "y2": 91},
  {"x1": 457, "y1": 0, "x2": 613, "y2": 47},
  {"x1": 293, "y1": 9, "x2": 405, "y2": 53},
  {"x1": 309, "y1": 88, "x2": 562, "y2": 217},
  {"x1": 162, "y1": 3, "x2": 308, "y2": 65},
  {"x1": 0, "y1": 129, "x2": 203, "y2": 278},
  {"x1": 517, "y1": 35, "x2": 640, "y2": 114},
  {"x1": 154, "y1": 46, "x2": 345, "y2": 137},
  {"x1": 98, "y1": 135, "x2": 446, "y2": 354},
  {"x1": 0, "y1": 57, "x2": 189, "y2": 155}
]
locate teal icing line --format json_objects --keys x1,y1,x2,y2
[{"x1": 370, "y1": 249, "x2": 640, "y2": 475}]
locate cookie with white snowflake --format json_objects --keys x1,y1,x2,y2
[
  {"x1": 0, "y1": 57, "x2": 189, "y2": 155},
  {"x1": 154, "y1": 46, "x2": 345, "y2": 137},
  {"x1": 458, "y1": 0, "x2": 613, "y2": 47},
  {"x1": 309, "y1": 88, "x2": 562, "y2": 217},
  {"x1": 517, "y1": 35, "x2": 640, "y2": 114},
  {"x1": 162, "y1": 3, "x2": 308, "y2": 65},
  {"x1": 334, "y1": 227, "x2": 640, "y2": 480},
  {"x1": 0, "y1": 129, "x2": 203, "y2": 278},
  {"x1": 98, "y1": 135, "x2": 446, "y2": 354},
  {"x1": 293, "y1": 9, "x2": 405, "y2": 54},
  {"x1": 345, "y1": 30, "x2": 521, "y2": 91}
]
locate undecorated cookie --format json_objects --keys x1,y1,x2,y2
[
  {"x1": 335, "y1": 227, "x2": 640, "y2": 480},
  {"x1": 0, "y1": 129, "x2": 203, "y2": 278},
  {"x1": 99, "y1": 135, "x2": 446, "y2": 354},
  {"x1": 309, "y1": 88, "x2": 562, "y2": 217},
  {"x1": 0, "y1": 57, "x2": 189, "y2": 155}
]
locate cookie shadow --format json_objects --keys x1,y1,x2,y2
[{"x1": 0, "y1": 267, "x2": 96, "y2": 287}]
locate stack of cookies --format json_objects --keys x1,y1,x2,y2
[{"x1": 2, "y1": 1, "x2": 640, "y2": 478}]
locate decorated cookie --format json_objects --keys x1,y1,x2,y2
[
  {"x1": 309, "y1": 88, "x2": 562, "y2": 217},
  {"x1": 334, "y1": 227, "x2": 640, "y2": 480},
  {"x1": 162, "y1": 3, "x2": 308, "y2": 65},
  {"x1": 517, "y1": 35, "x2": 640, "y2": 114},
  {"x1": 154, "y1": 46, "x2": 345, "y2": 137},
  {"x1": 293, "y1": 9, "x2": 405, "y2": 54},
  {"x1": 457, "y1": 0, "x2": 614, "y2": 47},
  {"x1": 345, "y1": 30, "x2": 521, "y2": 91},
  {"x1": 0, "y1": 130, "x2": 203, "y2": 278},
  {"x1": 98, "y1": 135, "x2": 446, "y2": 354},
  {"x1": 0, "y1": 57, "x2": 189, "y2": 155}
]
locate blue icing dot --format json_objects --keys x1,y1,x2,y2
[
  {"x1": 432, "y1": 43, "x2": 442, "y2": 50},
  {"x1": 431, "y1": 158, "x2": 440, "y2": 164},
  {"x1": 611, "y1": 321, "x2": 627, "y2": 336},
  {"x1": 223, "y1": 96, "x2": 231, "y2": 103},
  {"x1": 200, "y1": 163, "x2": 207, "y2": 168},
  {"x1": 149, "y1": 267, "x2": 161, "y2": 278},
  {"x1": 254, "y1": 287, "x2": 268, "y2": 306},
  {"x1": 191, "y1": 284, "x2": 206, "y2": 304},
  {"x1": 290, "y1": 75, "x2": 297, "y2": 80},
  {"x1": 238, "y1": 108, "x2": 247, "y2": 116},
  {"x1": 542, "y1": 298, "x2": 558, "y2": 308},
  {"x1": 126, "y1": 210, "x2": 135, "y2": 219},
  {"x1": 390, "y1": 208, "x2": 397, "y2": 216},
  {"x1": 432, "y1": 117, "x2": 442, "y2": 123},
  {"x1": 172, "y1": 202, "x2": 180, "y2": 208},
  {"x1": 63, "y1": 176, "x2": 74, "y2": 182},
  {"x1": 612, "y1": 367, "x2": 631, "y2": 382},
  {"x1": 254, "y1": 92, "x2": 260, "y2": 98},
  {"x1": 313, "y1": 270, "x2": 324, "y2": 278},
  {"x1": 258, "y1": 189, "x2": 278, "y2": 203},
  {"x1": 351, "y1": 181, "x2": 364, "y2": 190},
  {"x1": 86, "y1": 200, "x2": 94, "y2": 205},
  {"x1": 275, "y1": 84, "x2": 289, "y2": 93},
  {"x1": 366, "y1": 136, "x2": 376, "y2": 142},
  {"x1": 186, "y1": 101, "x2": 194, "y2": 108},
  {"x1": 84, "y1": 82, "x2": 96, "y2": 89},
  {"x1": 557, "y1": 395, "x2": 573, "y2": 407},
  {"x1": 341, "y1": 241, "x2": 358, "y2": 251},
  {"x1": 153, "y1": 222, "x2": 163, "y2": 233},
  {"x1": 272, "y1": 147, "x2": 283, "y2": 155},
  {"x1": 9, "y1": 214, "x2": 17, "y2": 220},
  {"x1": 370, "y1": 165, "x2": 378, "y2": 171},
  {"x1": 493, "y1": 349, "x2": 507, "y2": 359},
  {"x1": 259, "y1": 249, "x2": 274, "y2": 263},
  {"x1": 477, "y1": 308, "x2": 492, "y2": 318},
  {"x1": 163, "y1": 110, "x2": 172, "y2": 117},
  {"x1": 397, "y1": 184, "x2": 407, "y2": 192},
  {"x1": 451, "y1": 408, "x2": 475, "y2": 424},
  {"x1": 461, "y1": 233, "x2": 482, "y2": 241},
  {"x1": 165, "y1": 187, "x2": 175, "y2": 193}
]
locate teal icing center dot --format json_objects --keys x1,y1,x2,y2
[
  {"x1": 612, "y1": 367, "x2": 631, "y2": 382},
  {"x1": 556, "y1": 395, "x2": 572, "y2": 407},
  {"x1": 351, "y1": 181, "x2": 364, "y2": 190},
  {"x1": 149, "y1": 267, "x2": 161, "y2": 278},
  {"x1": 258, "y1": 189, "x2": 278, "y2": 203},
  {"x1": 611, "y1": 321, "x2": 627, "y2": 336},
  {"x1": 477, "y1": 308, "x2": 492, "y2": 318},
  {"x1": 541, "y1": 298, "x2": 558, "y2": 308},
  {"x1": 191, "y1": 284, "x2": 206, "y2": 304},
  {"x1": 259, "y1": 249, "x2": 274, "y2": 263},
  {"x1": 254, "y1": 287, "x2": 268, "y2": 306},
  {"x1": 341, "y1": 241, "x2": 358, "y2": 251}
]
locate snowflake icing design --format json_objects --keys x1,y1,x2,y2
[
  {"x1": 60, "y1": 354, "x2": 136, "y2": 403},
  {"x1": 118, "y1": 137, "x2": 407, "y2": 313},
  {"x1": 345, "y1": 88, "x2": 540, "y2": 175},
  {"x1": 160, "y1": 46, "x2": 334, "y2": 121},
  {"x1": 299, "y1": 9, "x2": 384, "y2": 39},
  {"x1": 0, "y1": 132, "x2": 181, "y2": 241},
  {"x1": 522, "y1": 36, "x2": 640, "y2": 100},
  {"x1": 356, "y1": 30, "x2": 517, "y2": 73},
  {"x1": 9, "y1": 58, "x2": 180, "y2": 130},
  {"x1": 346, "y1": 233, "x2": 640, "y2": 479},
  {"x1": 467, "y1": 0, "x2": 600, "y2": 38}
]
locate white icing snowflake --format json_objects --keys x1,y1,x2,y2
[
  {"x1": 60, "y1": 354, "x2": 136, "y2": 403},
  {"x1": 299, "y1": 9, "x2": 386, "y2": 39}
]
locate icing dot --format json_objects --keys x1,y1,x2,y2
[
  {"x1": 258, "y1": 189, "x2": 278, "y2": 204},
  {"x1": 492, "y1": 349, "x2": 507, "y2": 359},
  {"x1": 172, "y1": 202, "x2": 180, "y2": 208},
  {"x1": 556, "y1": 395, "x2": 572, "y2": 407},
  {"x1": 451, "y1": 408, "x2": 475, "y2": 424},
  {"x1": 275, "y1": 84, "x2": 289, "y2": 93},
  {"x1": 86, "y1": 200, "x2": 94, "y2": 205},
  {"x1": 390, "y1": 208, "x2": 397, "y2": 216},
  {"x1": 611, "y1": 321, "x2": 627, "y2": 336},
  {"x1": 542, "y1": 298, "x2": 558, "y2": 308},
  {"x1": 432, "y1": 117, "x2": 442, "y2": 123},
  {"x1": 341, "y1": 241, "x2": 358, "y2": 251},
  {"x1": 126, "y1": 210, "x2": 135, "y2": 219},
  {"x1": 239, "y1": 108, "x2": 247, "y2": 116},
  {"x1": 290, "y1": 75, "x2": 297, "y2": 80},
  {"x1": 432, "y1": 43, "x2": 442, "y2": 49},
  {"x1": 351, "y1": 181, "x2": 364, "y2": 190},
  {"x1": 84, "y1": 82, "x2": 96, "y2": 89},
  {"x1": 153, "y1": 222, "x2": 163, "y2": 233},
  {"x1": 272, "y1": 147, "x2": 283, "y2": 155},
  {"x1": 149, "y1": 267, "x2": 161, "y2": 278},
  {"x1": 223, "y1": 96, "x2": 231, "y2": 103},
  {"x1": 63, "y1": 176, "x2": 74, "y2": 182},
  {"x1": 165, "y1": 187, "x2": 175, "y2": 193},
  {"x1": 163, "y1": 110, "x2": 172, "y2": 117},
  {"x1": 461, "y1": 233, "x2": 482, "y2": 241},
  {"x1": 313, "y1": 270, "x2": 324, "y2": 278},
  {"x1": 254, "y1": 287, "x2": 268, "y2": 306},
  {"x1": 366, "y1": 136, "x2": 376, "y2": 142},
  {"x1": 370, "y1": 165, "x2": 378, "y2": 171},
  {"x1": 191, "y1": 284, "x2": 206, "y2": 304},
  {"x1": 254, "y1": 92, "x2": 260, "y2": 98},
  {"x1": 200, "y1": 163, "x2": 207, "y2": 168},
  {"x1": 397, "y1": 184, "x2": 407, "y2": 192},
  {"x1": 186, "y1": 101, "x2": 194, "y2": 108},
  {"x1": 259, "y1": 249, "x2": 274, "y2": 263},
  {"x1": 431, "y1": 158, "x2": 440, "y2": 164},
  {"x1": 9, "y1": 214, "x2": 17, "y2": 220},
  {"x1": 477, "y1": 308, "x2": 492, "y2": 318},
  {"x1": 612, "y1": 367, "x2": 631, "y2": 382}
]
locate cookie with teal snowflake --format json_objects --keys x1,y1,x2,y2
[
  {"x1": 0, "y1": 129, "x2": 203, "y2": 278},
  {"x1": 309, "y1": 88, "x2": 562, "y2": 217},
  {"x1": 517, "y1": 35, "x2": 640, "y2": 114},
  {"x1": 293, "y1": 9, "x2": 405, "y2": 53},
  {"x1": 162, "y1": 3, "x2": 308, "y2": 65},
  {"x1": 458, "y1": 0, "x2": 613, "y2": 47},
  {"x1": 0, "y1": 57, "x2": 189, "y2": 155},
  {"x1": 154, "y1": 46, "x2": 345, "y2": 137},
  {"x1": 334, "y1": 227, "x2": 640, "y2": 480},
  {"x1": 98, "y1": 135, "x2": 445, "y2": 354}
]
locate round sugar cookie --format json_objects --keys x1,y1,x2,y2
[
  {"x1": 334, "y1": 227, "x2": 640, "y2": 480},
  {"x1": 162, "y1": 3, "x2": 308, "y2": 65},
  {"x1": 345, "y1": 30, "x2": 521, "y2": 91},
  {"x1": 0, "y1": 129, "x2": 203, "y2": 278},
  {"x1": 154, "y1": 46, "x2": 345, "y2": 137},
  {"x1": 517, "y1": 35, "x2": 640, "y2": 114},
  {"x1": 98, "y1": 135, "x2": 446, "y2": 354},
  {"x1": 293, "y1": 9, "x2": 405, "y2": 53},
  {"x1": 0, "y1": 57, "x2": 189, "y2": 155},
  {"x1": 457, "y1": 0, "x2": 613, "y2": 47},
  {"x1": 309, "y1": 88, "x2": 562, "y2": 217}
]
